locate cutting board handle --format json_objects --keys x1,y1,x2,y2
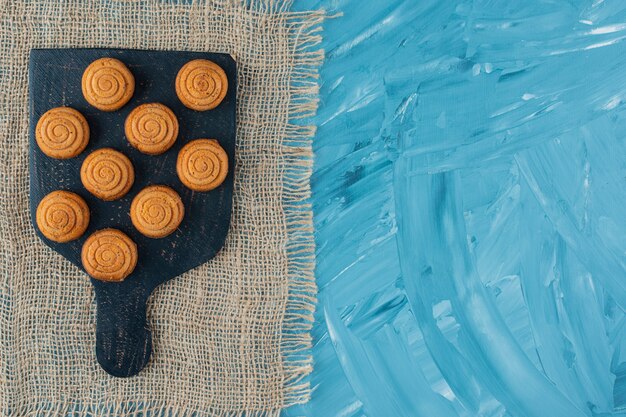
[{"x1": 94, "y1": 284, "x2": 152, "y2": 377}]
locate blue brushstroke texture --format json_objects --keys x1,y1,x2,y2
[{"x1": 285, "y1": 0, "x2": 626, "y2": 416}]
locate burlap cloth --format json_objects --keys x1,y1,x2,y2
[{"x1": 0, "y1": 1, "x2": 322, "y2": 415}]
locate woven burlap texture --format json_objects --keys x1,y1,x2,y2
[{"x1": 0, "y1": 1, "x2": 323, "y2": 416}]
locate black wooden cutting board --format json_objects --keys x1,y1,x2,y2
[{"x1": 29, "y1": 48, "x2": 236, "y2": 377}]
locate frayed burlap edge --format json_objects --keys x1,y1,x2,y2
[{"x1": 271, "y1": 6, "x2": 323, "y2": 413}]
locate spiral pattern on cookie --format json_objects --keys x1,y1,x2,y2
[
  {"x1": 36, "y1": 191, "x2": 90, "y2": 243},
  {"x1": 131, "y1": 185, "x2": 184, "y2": 238},
  {"x1": 81, "y1": 148, "x2": 134, "y2": 201},
  {"x1": 175, "y1": 59, "x2": 228, "y2": 111},
  {"x1": 177, "y1": 139, "x2": 228, "y2": 192},
  {"x1": 82, "y1": 58, "x2": 135, "y2": 111},
  {"x1": 125, "y1": 103, "x2": 179, "y2": 155},
  {"x1": 35, "y1": 107, "x2": 89, "y2": 159},
  {"x1": 81, "y1": 229, "x2": 137, "y2": 282}
]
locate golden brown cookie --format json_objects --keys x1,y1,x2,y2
[
  {"x1": 82, "y1": 58, "x2": 135, "y2": 111},
  {"x1": 81, "y1": 228, "x2": 137, "y2": 282},
  {"x1": 175, "y1": 59, "x2": 228, "y2": 111},
  {"x1": 80, "y1": 148, "x2": 134, "y2": 201},
  {"x1": 130, "y1": 185, "x2": 184, "y2": 238},
  {"x1": 176, "y1": 139, "x2": 228, "y2": 192},
  {"x1": 124, "y1": 103, "x2": 179, "y2": 155},
  {"x1": 35, "y1": 107, "x2": 90, "y2": 159},
  {"x1": 36, "y1": 190, "x2": 90, "y2": 243}
]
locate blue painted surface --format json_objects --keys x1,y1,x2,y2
[{"x1": 287, "y1": 1, "x2": 626, "y2": 416}]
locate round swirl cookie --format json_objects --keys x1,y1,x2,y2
[
  {"x1": 125, "y1": 103, "x2": 179, "y2": 155},
  {"x1": 82, "y1": 58, "x2": 135, "y2": 112},
  {"x1": 130, "y1": 185, "x2": 184, "y2": 238},
  {"x1": 36, "y1": 190, "x2": 90, "y2": 243},
  {"x1": 81, "y1": 228, "x2": 137, "y2": 282},
  {"x1": 80, "y1": 148, "x2": 134, "y2": 201},
  {"x1": 177, "y1": 139, "x2": 228, "y2": 192},
  {"x1": 35, "y1": 107, "x2": 89, "y2": 159},
  {"x1": 175, "y1": 59, "x2": 228, "y2": 111}
]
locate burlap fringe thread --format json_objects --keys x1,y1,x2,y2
[{"x1": 275, "y1": 7, "x2": 324, "y2": 413}]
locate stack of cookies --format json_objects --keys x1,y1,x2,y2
[{"x1": 35, "y1": 57, "x2": 230, "y2": 282}]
